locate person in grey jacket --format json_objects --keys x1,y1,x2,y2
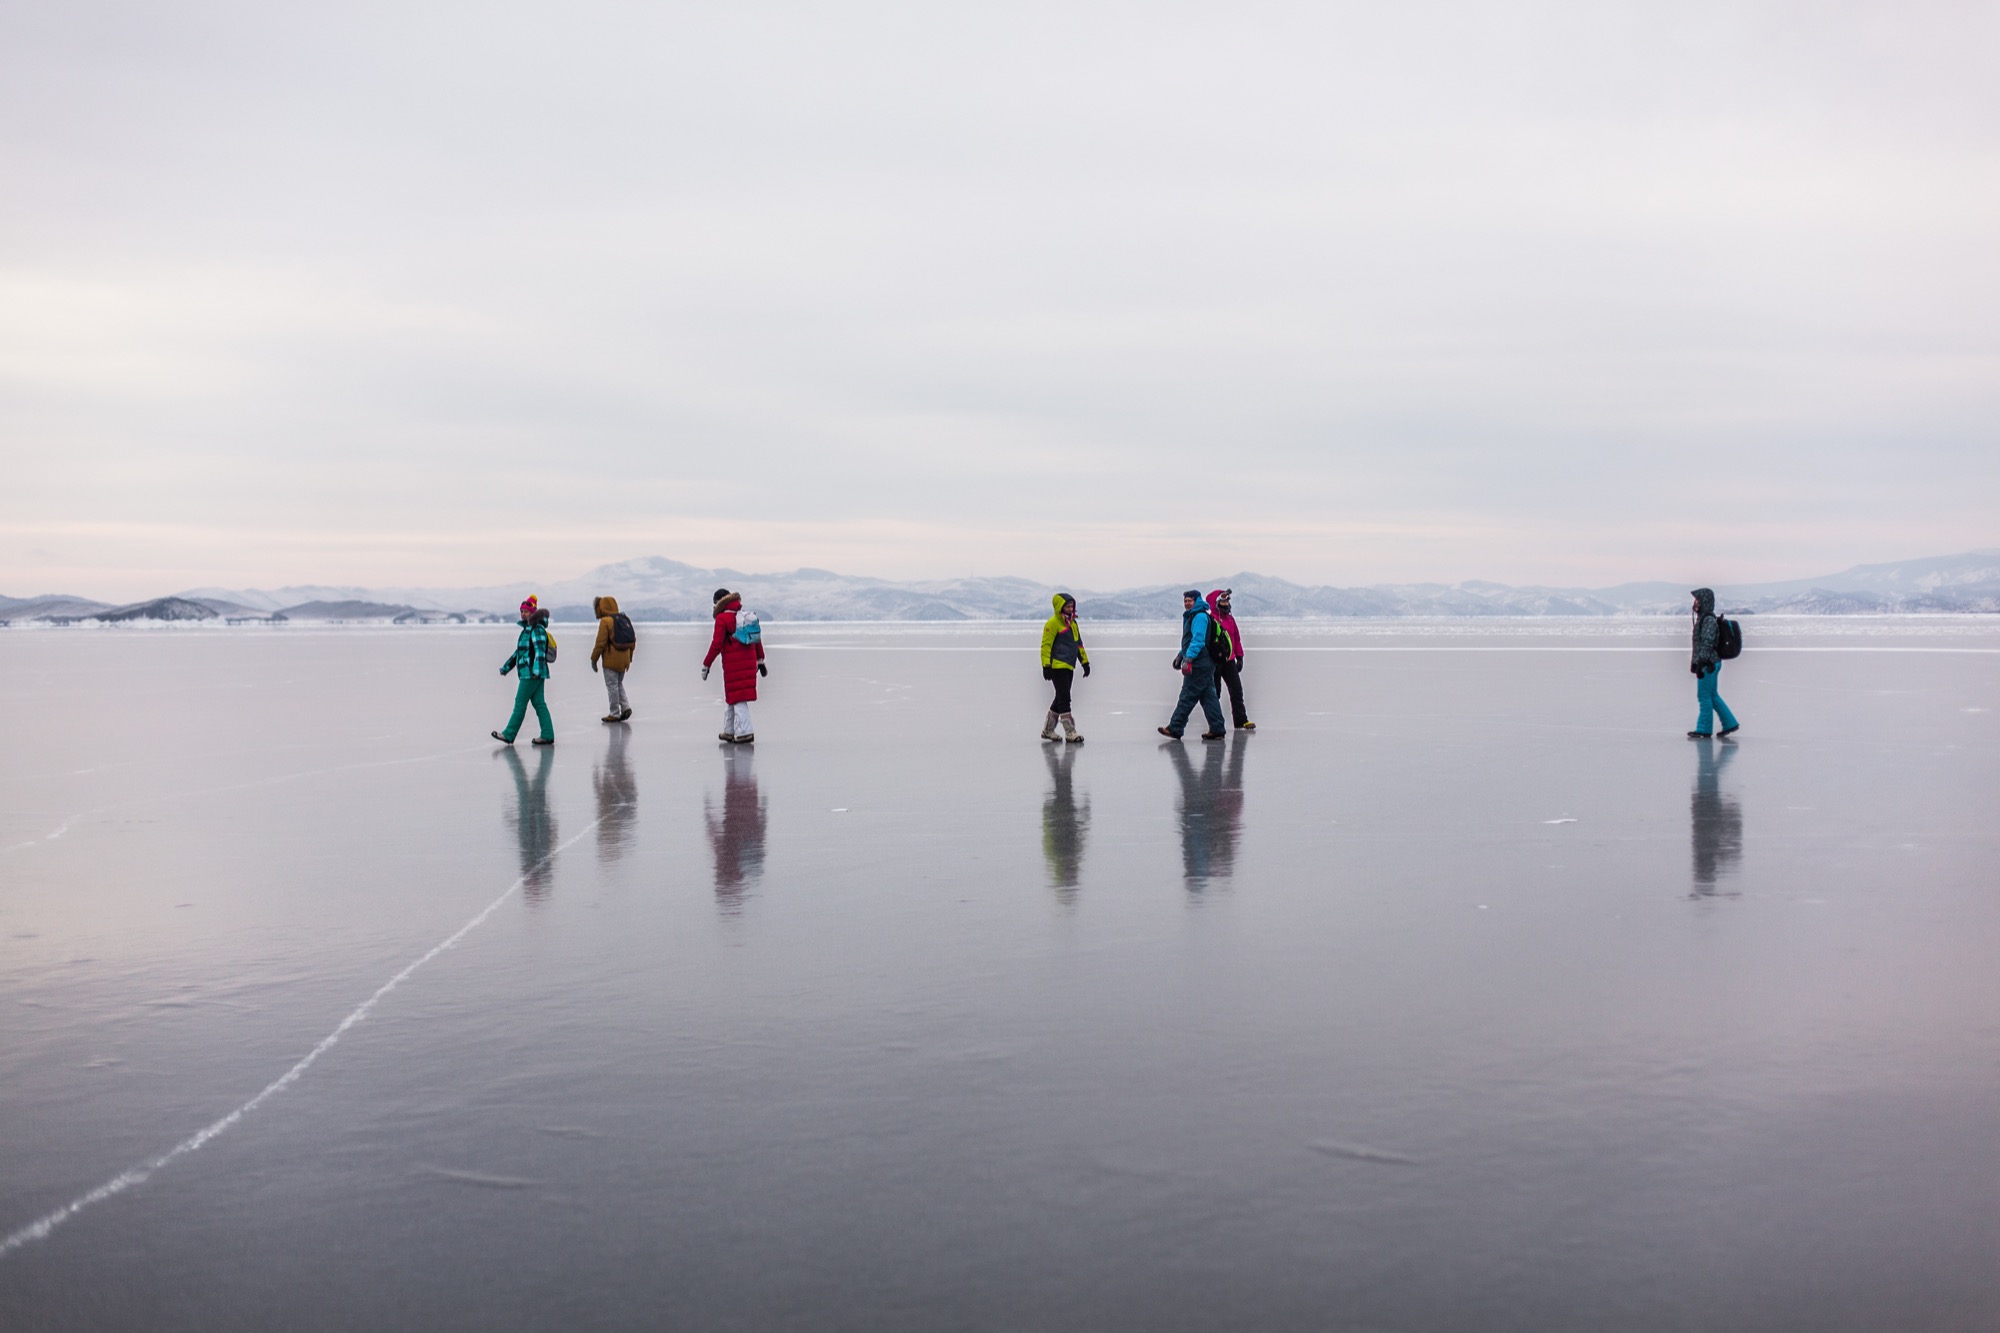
[{"x1": 1688, "y1": 587, "x2": 1740, "y2": 739}]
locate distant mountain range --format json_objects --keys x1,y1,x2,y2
[{"x1": 5, "y1": 550, "x2": 1998, "y2": 625}]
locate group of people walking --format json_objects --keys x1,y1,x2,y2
[
  {"x1": 1035, "y1": 588, "x2": 1258, "y2": 744},
  {"x1": 493, "y1": 583, "x2": 1742, "y2": 745},
  {"x1": 491, "y1": 588, "x2": 768, "y2": 746}
]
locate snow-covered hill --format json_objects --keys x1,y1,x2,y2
[{"x1": 7, "y1": 551, "x2": 1998, "y2": 623}]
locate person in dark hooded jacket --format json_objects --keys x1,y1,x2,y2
[{"x1": 1688, "y1": 587, "x2": 1740, "y2": 739}]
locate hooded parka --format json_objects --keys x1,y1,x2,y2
[
  {"x1": 703, "y1": 593, "x2": 765, "y2": 704},
  {"x1": 591, "y1": 596, "x2": 634, "y2": 673},
  {"x1": 1040, "y1": 594, "x2": 1089, "y2": 674},
  {"x1": 1690, "y1": 588, "x2": 1722, "y2": 673}
]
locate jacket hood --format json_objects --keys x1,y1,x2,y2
[
  {"x1": 594, "y1": 595, "x2": 621, "y2": 616},
  {"x1": 1205, "y1": 590, "x2": 1228, "y2": 613},
  {"x1": 1051, "y1": 592, "x2": 1075, "y2": 614},
  {"x1": 714, "y1": 593, "x2": 741, "y2": 614},
  {"x1": 1691, "y1": 588, "x2": 1715, "y2": 615}
]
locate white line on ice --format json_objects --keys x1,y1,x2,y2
[{"x1": 0, "y1": 814, "x2": 604, "y2": 1262}]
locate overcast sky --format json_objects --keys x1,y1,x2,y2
[{"x1": 3, "y1": 0, "x2": 1996, "y2": 599}]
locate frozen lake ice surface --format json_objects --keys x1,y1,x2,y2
[{"x1": 2, "y1": 617, "x2": 1998, "y2": 1331}]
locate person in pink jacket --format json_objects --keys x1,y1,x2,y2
[
  {"x1": 1208, "y1": 589, "x2": 1256, "y2": 732},
  {"x1": 701, "y1": 588, "x2": 767, "y2": 743}
]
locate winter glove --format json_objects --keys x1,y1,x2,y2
[
  {"x1": 1182, "y1": 663, "x2": 1194, "y2": 677},
  {"x1": 1171, "y1": 654, "x2": 1184, "y2": 670},
  {"x1": 1690, "y1": 663, "x2": 1702, "y2": 676},
  {"x1": 591, "y1": 662, "x2": 599, "y2": 673},
  {"x1": 1082, "y1": 661, "x2": 1091, "y2": 677},
  {"x1": 757, "y1": 662, "x2": 768, "y2": 678},
  {"x1": 1041, "y1": 665, "x2": 1055, "y2": 681},
  {"x1": 701, "y1": 664, "x2": 711, "y2": 680}
]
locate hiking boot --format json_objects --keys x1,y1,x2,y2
[
  {"x1": 602, "y1": 713, "x2": 621, "y2": 724},
  {"x1": 1157, "y1": 726, "x2": 1182, "y2": 739},
  {"x1": 491, "y1": 730, "x2": 515, "y2": 745},
  {"x1": 1718, "y1": 725, "x2": 1740, "y2": 738},
  {"x1": 718, "y1": 732, "x2": 736, "y2": 743},
  {"x1": 619, "y1": 708, "x2": 632, "y2": 721},
  {"x1": 1060, "y1": 713, "x2": 1082, "y2": 744},
  {"x1": 1201, "y1": 731, "x2": 1226, "y2": 741},
  {"x1": 1041, "y1": 710, "x2": 1059, "y2": 741},
  {"x1": 1238, "y1": 720, "x2": 1257, "y2": 731},
  {"x1": 1687, "y1": 731, "x2": 1712, "y2": 740},
  {"x1": 531, "y1": 736, "x2": 555, "y2": 746},
  {"x1": 735, "y1": 734, "x2": 754, "y2": 744}
]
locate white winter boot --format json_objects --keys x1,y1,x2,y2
[
  {"x1": 1061, "y1": 713, "x2": 1083, "y2": 744},
  {"x1": 1041, "y1": 710, "x2": 1059, "y2": 741}
]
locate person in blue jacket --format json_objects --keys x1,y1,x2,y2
[{"x1": 1158, "y1": 589, "x2": 1226, "y2": 741}]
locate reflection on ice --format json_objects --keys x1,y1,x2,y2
[
  {"x1": 1690, "y1": 739, "x2": 1743, "y2": 896},
  {"x1": 593, "y1": 725, "x2": 638, "y2": 865},
  {"x1": 1040, "y1": 744, "x2": 1090, "y2": 903},
  {"x1": 705, "y1": 748, "x2": 767, "y2": 912},
  {"x1": 501, "y1": 746, "x2": 558, "y2": 904},
  {"x1": 1167, "y1": 735, "x2": 1247, "y2": 893}
]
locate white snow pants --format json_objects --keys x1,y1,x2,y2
[{"x1": 724, "y1": 701, "x2": 753, "y2": 737}]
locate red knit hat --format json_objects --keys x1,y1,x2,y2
[{"x1": 519, "y1": 595, "x2": 539, "y2": 618}]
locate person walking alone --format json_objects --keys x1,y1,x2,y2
[
  {"x1": 1159, "y1": 589, "x2": 1226, "y2": 741},
  {"x1": 1208, "y1": 589, "x2": 1256, "y2": 732},
  {"x1": 1039, "y1": 592, "x2": 1091, "y2": 743},
  {"x1": 590, "y1": 595, "x2": 636, "y2": 723},
  {"x1": 493, "y1": 596, "x2": 556, "y2": 746},
  {"x1": 703, "y1": 588, "x2": 767, "y2": 743},
  {"x1": 1688, "y1": 587, "x2": 1740, "y2": 740}
]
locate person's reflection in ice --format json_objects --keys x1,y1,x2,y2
[
  {"x1": 705, "y1": 747, "x2": 767, "y2": 915},
  {"x1": 501, "y1": 744, "x2": 559, "y2": 905},
  {"x1": 1167, "y1": 734, "x2": 1247, "y2": 894},
  {"x1": 593, "y1": 724, "x2": 638, "y2": 865},
  {"x1": 1689, "y1": 738, "x2": 1743, "y2": 896},
  {"x1": 1041, "y1": 743, "x2": 1091, "y2": 905}
]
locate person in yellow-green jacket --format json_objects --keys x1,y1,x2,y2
[{"x1": 1038, "y1": 593, "x2": 1090, "y2": 744}]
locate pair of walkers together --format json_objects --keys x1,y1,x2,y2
[
  {"x1": 491, "y1": 588, "x2": 768, "y2": 746},
  {"x1": 1039, "y1": 588, "x2": 1257, "y2": 745}
]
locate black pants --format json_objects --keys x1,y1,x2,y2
[
  {"x1": 1216, "y1": 658, "x2": 1249, "y2": 727},
  {"x1": 1049, "y1": 669, "x2": 1074, "y2": 713}
]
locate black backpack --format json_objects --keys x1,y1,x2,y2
[
  {"x1": 610, "y1": 612, "x2": 636, "y2": 649},
  {"x1": 1716, "y1": 617, "x2": 1742, "y2": 660},
  {"x1": 1205, "y1": 616, "x2": 1231, "y2": 663}
]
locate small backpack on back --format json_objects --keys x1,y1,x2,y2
[
  {"x1": 732, "y1": 610, "x2": 762, "y2": 646},
  {"x1": 610, "y1": 612, "x2": 636, "y2": 649},
  {"x1": 1717, "y1": 617, "x2": 1743, "y2": 660},
  {"x1": 1205, "y1": 616, "x2": 1231, "y2": 663}
]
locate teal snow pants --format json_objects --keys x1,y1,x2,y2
[{"x1": 501, "y1": 676, "x2": 553, "y2": 742}]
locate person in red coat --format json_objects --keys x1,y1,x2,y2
[{"x1": 702, "y1": 588, "x2": 767, "y2": 743}]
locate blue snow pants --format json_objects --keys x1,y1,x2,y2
[
  {"x1": 1168, "y1": 658, "x2": 1225, "y2": 736},
  {"x1": 1696, "y1": 663, "x2": 1738, "y2": 735}
]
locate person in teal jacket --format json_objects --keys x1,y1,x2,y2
[
  {"x1": 493, "y1": 596, "x2": 556, "y2": 746},
  {"x1": 1038, "y1": 592, "x2": 1090, "y2": 743}
]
